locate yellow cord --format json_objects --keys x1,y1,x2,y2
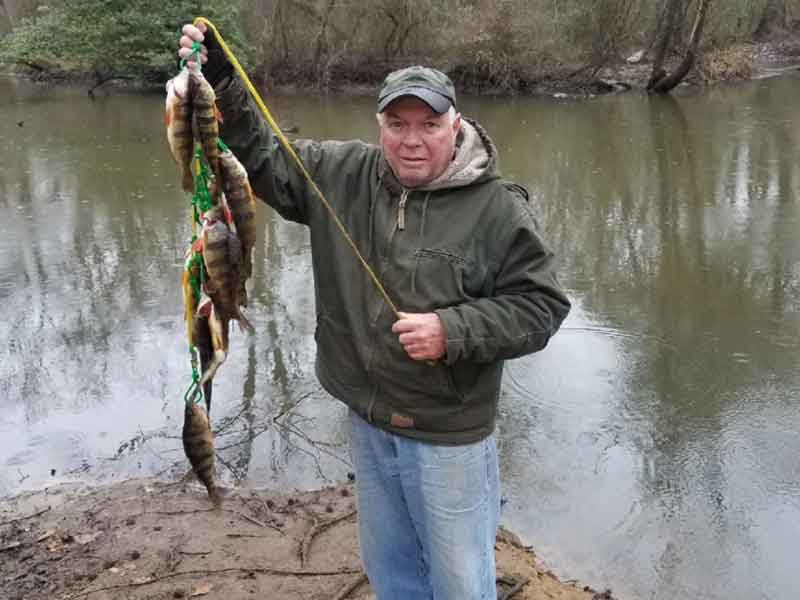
[{"x1": 193, "y1": 17, "x2": 400, "y2": 319}]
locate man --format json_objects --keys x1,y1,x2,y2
[{"x1": 179, "y1": 22, "x2": 570, "y2": 600}]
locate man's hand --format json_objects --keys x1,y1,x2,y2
[
  {"x1": 392, "y1": 312, "x2": 446, "y2": 361},
  {"x1": 177, "y1": 22, "x2": 232, "y2": 87}
]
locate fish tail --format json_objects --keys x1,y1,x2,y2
[
  {"x1": 199, "y1": 348, "x2": 226, "y2": 386},
  {"x1": 208, "y1": 486, "x2": 223, "y2": 507}
]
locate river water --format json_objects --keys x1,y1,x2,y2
[{"x1": 1, "y1": 73, "x2": 799, "y2": 600}]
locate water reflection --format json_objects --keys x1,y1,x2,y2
[{"x1": 1, "y1": 73, "x2": 799, "y2": 600}]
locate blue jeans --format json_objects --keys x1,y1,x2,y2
[{"x1": 348, "y1": 410, "x2": 501, "y2": 600}]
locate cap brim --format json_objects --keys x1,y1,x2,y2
[{"x1": 378, "y1": 87, "x2": 452, "y2": 113}]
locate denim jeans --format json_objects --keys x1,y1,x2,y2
[{"x1": 348, "y1": 410, "x2": 501, "y2": 600}]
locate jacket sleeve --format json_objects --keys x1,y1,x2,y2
[
  {"x1": 435, "y1": 202, "x2": 571, "y2": 364},
  {"x1": 214, "y1": 75, "x2": 325, "y2": 225}
]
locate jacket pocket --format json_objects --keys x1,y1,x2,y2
[{"x1": 412, "y1": 248, "x2": 478, "y2": 309}]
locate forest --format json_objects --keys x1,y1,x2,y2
[{"x1": 1, "y1": 1, "x2": 798, "y2": 91}]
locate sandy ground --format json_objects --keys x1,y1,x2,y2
[{"x1": 0, "y1": 478, "x2": 612, "y2": 600}]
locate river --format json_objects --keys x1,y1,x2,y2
[{"x1": 1, "y1": 73, "x2": 799, "y2": 600}]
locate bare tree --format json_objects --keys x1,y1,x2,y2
[
  {"x1": 379, "y1": 0, "x2": 426, "y2": 61},
  {"x1": 754, "y1": 0, "x2": 788, "y2": 39},
  {"x1": 648, "y1": 0, "x2": 712, "y2": 93}
]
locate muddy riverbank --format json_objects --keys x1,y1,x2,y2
[
  {"x1": 3, "y1": 37, "x2": 798, "y2": 98},
  {"x1": 0, "y1": 478, "x2": 612, "y2": 600}
]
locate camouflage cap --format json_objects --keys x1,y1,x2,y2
[{"x1": 377, "y1": 66, "x2": 456, "y2": 114}]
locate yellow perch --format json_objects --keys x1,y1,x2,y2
[
  {"x1": 165, "y1": 68, "x2": 194, "y2": 192},
  {"x1": 202, "y1": 205, "x2": 253, "y2": 332},
  {"x1": 182, "y1": 402, "x2": 221, "y2": 506},
  {"x1": 219, "y1": 150, "x2": 257, "y2": 306},
  {"x1": 188, "y1": 68, "x2": 222, "y2": 187},
  {"x1": 197, "y1": 294, "x2": 228, "y2": 386}
]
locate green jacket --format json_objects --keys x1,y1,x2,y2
[{"x1": 215, "y1": 77, "x2": 571, "y2": 444}]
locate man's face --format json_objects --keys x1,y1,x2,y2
[{"x1": 378, "y1": 96, "x2": 461, "y2": 189}]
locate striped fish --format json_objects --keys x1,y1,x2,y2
[
  {"x1": 219, "y1": 150, "x2": 257, "y2": 306},
  {"x1": 197, "y1": 293, "x2": 228, "y2": 387},
  {"x1": 188, "y1": 68, "x2": 222, "y2": 187},
  {"x1": 201, "y1": 205, "x2": 253, "y2": 332},
  {"x1": 165, "y1": 68, "x2": 194, "y2": 192},
  {"x1": 182, "y1": 402, "x2": 221, "y2": 506}
]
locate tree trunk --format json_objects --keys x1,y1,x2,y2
[
  {"x1": 314, "y1": 0, "x2": 336, "y2": 69},
  {"x1": 754, "y1": 0, "x2": 787, "y2": 39},
  {"x1": 649, "y1": 0, "x2": 711, "y2": 94},
  {"x1": 648, "y1": 0, "x2": 683, "y2": 90},
  {"x1": 0, "y1": 2, "x2": 11, "y2": 35}
]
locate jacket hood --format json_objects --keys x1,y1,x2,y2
[{"x1": 379, "y1": 118, "x2": 500, "y2": 193}]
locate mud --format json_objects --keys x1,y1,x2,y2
[{"x1": 0, "y1": 478, "x2": 613, "y2": 600}]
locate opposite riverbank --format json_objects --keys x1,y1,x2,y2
[
  {"x1": 0, "y1": 477, "x2": 613, "y2": 600},
  {"x1": 2, "y1": 36, "x2": 798, "y2": 99}
]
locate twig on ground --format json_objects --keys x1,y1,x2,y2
[
  {"x1": 331, "y1": 572, "x2": 368, "y2": 600},
  {"x1": 0, "y1": 507, "x2": 51, "y2": 527},
  {"x1": 63, "y1": 566, "x2": 362, "y2": 599},
  {"x1": 300, "y1": 509, "x2": 357, "y2": 567},
  {"x1": 132, "y1": 508, "x2": 284, "y2": 534},
  {"x1": 497, "y1": 575, "x2": 530, "y2": 600},
  {"x1": 230, "y1": 508, "x2": 284, "y2": 534}
]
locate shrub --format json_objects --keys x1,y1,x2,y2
[{"x1": 0, "y1": 1, "x2": 247, "y2": 82}]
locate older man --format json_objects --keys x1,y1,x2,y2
[{"x1": 179, "y1": 23, "x2": 570, "y2": 600}]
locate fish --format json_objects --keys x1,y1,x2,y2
[
  {"x1": 182, "y1": 401, "x2": 221, "y2": 506},
  {"x1": 219, "y1": 150, "x2": 257, "y2": 306},
  {"x1": 201, "y1": 204, "x2": 253, "y2": 332},
  {"x1": 165, "y1": 68, "x2": 194, "y2": 192},
  {"x1": 188, "y1": 68, "x2": 222, "y2": 189},
  {"x1": 197, "y1": 294, "x2": 228, "y2": 387}
]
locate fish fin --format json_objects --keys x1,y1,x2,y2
[
  {"x1": 199, "y1": 349, "x2": 226, "y2": 386},
  {"x1": 202, "y1": 383, "x2": 212, "y2": 416},
  {"x1": 181, "y1": 168, "x2": 194, "y2": 193}
]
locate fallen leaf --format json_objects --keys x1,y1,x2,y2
[{"x1": 190, "y1": 582, "x2": 213, "y2": 596}]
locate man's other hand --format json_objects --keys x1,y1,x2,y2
[
  {"x1": 177, "y1": 22, "x2": 232, "y2": 87},
  {"x1": 178, "y1": 23, "x2": 208, "y2": 67},
  {"x1": 392, "y1": 312, "x2": 446, "y2": 361}
]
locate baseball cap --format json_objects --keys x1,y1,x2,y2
[{"x1": 377, "y1": 66, "x2": 456, "y2": 114}]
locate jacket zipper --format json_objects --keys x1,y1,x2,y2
[{"x1": 397, "y1": 189, "x2": 409, "y2": 231}]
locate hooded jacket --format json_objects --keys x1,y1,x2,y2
[{"x1": 215, "y1": 76, "x2": 571, "y2": 444}]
